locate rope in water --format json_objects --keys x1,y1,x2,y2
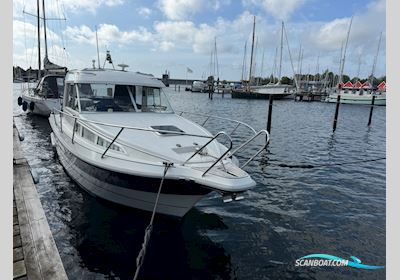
[
  {"x1": 133, "y1": 162, "x2": 173, "y2": 280},
  {"x1": 245, "y1": 156, "x2": 386, "y2": 169}
]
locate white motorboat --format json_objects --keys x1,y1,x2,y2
[
  {"x1": 49, "y1": 67, "x2": 268, "y2": 217},
  {"x1": 325, "y1": 89, "x2": 386, "y2": 105},
  {"x1": 191, "y1": 80, "x2": 206, "y2": 92}
]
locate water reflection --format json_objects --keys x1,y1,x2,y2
[
  {"x1": 13, "y1": 84, "x2": 385, "y2": 280},
  {"x1": 71, "y1": 199, "x2": 233, "y2": 280}
]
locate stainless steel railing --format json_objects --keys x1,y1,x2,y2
[
  {"x1": 51, "y1": 109, "x2": 269, "y2": 176},
  {"x1": 182, "y1": 131, "x2": 232, "y2": 176},
  {"x1": 177, "y1": 111, "x2": 257, "y2": 136}
]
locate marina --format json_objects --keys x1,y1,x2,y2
[
  {"x1": 11, "y1": 0, "x2": 388, "y2": 279},
  {"x1": 13, "y1": 82, "x2": 385, "y2": 279}
]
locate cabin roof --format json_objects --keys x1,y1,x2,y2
[{"x1": 65, "y1": 68, "x2": 165, "y2": 88}]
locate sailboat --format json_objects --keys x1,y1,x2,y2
[
  {"x1": 17, "y1": 0, "x2": 67, "y2": 117},
  {"x1": 231, "y1": 19, "x2": 297, "y2": 99}
]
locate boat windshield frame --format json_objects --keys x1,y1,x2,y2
[{"x1": 64, "y1": 82, "x2": 174, "y2": 114}]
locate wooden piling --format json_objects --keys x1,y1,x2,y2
[
  {"x1": 332, "y1": 95, "x2": 341, "y2": 132},
  {"x1": 266, "y1": 94, "x2": 274, "y2": 139},
  {"x1": 368, "y1": 95, "x2": 376, "y2": 126}
]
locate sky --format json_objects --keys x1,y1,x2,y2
[{"x1": 12, "y1": 0, "x2": 386, "y2": 81}]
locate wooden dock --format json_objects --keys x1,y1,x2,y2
[{"x1": 13, "y1": 122, "x2": 68, "y2": 280}]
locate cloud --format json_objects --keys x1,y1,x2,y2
[
  {"x1": 65, "y1": 24, "x2": 153, "y2": 47},
  {"x1": 154, "y1": 21, "x2": 196, "y2": 42},
  {"x1": 137, "y1": 7, "x2": 152, "y2": 18},
  {"x1": 311, "y1": 0, "x2": 385, "y2": 53},
  {"x1": 159, "y1": 41, "x2": 175, "y2": 52},
  {"x1": 157, "y1": 0, "x2": 230, "y2": 20},
  {"x1": 157, "y1": 0, "x2": 203, "y2": 20},
  {"x1": 13, "y1": 0, "x2": 124, "y2": 17},
  {"x1": 13, "y1": 21, "x2": 68, "y2": 68},
  {"x1": 242, "y1": 0, "x2": 307, "y2": 20}
]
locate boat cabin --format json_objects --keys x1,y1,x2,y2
[
  {"x1": 63, "y1": 69, "x2": 173, "y2": 114},
  {"x1": 35, "y1": 74, "x2": 65, "y2": 99}
]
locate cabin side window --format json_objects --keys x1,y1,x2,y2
[
  {"x1": 66, "y1": 84, "x2": 79, "y2": 111},
  {"x1": 136, "y1": 86, "x2": 173, "y2": 113},
  {"x1": 81, "y1": 127, "x2": 95, "y2": 142}
]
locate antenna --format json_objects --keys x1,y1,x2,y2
[
  {"x1": 103, "y1": 50, "x2": 115, "y2": 69},
  {"x1": 95, "y1": 25, "x2": 101, "y2": 69}
]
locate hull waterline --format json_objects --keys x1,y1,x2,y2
[{"x1": 52, "y1": 132, "x2": 212, "y2": 217}]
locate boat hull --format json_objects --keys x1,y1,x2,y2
[
  {"x1": 325, "y1": 94, "x2": 386, "y2": 106},
  {"x1": 20, "y1": 92, "x2": 61, "y2": 116},
  {"x1": 52, "y1": 132, "x2": 212, "y2": 217},
  {"x1": 231, "y1": 90, "x2": 290, "y2": 99}
]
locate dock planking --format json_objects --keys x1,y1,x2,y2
[{"x1": 13, "y1": 122, "x2": 68, "y2": 280}]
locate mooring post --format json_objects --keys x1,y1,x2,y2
[
  {"x1": 368, "y1": 95, "x2": 376, "y2": 126},
  {"x1": 174, "y1": 84, "x2": 176, "y2": 91},
  {"x1": 266, "y1": 94, "x2": 274, "y2": 142},
  {"x1": 178, "y1": 85, "x2": 180, "y2": 92},
  {"x1": 332, "y1": 95, "x2": 341, "y2": 132}
]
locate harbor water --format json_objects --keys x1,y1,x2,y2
[{"x1": 13, "y1": 83, "x2": 385, "y2": 280}]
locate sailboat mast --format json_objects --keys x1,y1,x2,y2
[
  {"x1": 339, "y1": 16, "x2": 353, "y2": 84},
  {"x1": 356, "y1": 54, "x2": 361, "y2": 79},
  {"x1": 259, "y1": 48, "x2": 265, "y2": 86},
  {"x1": 214, "y1": 37, "x2": 219, "y2": 79},
  {"x1": 36, "y1": 0, "x2": 41, "y2": 80},
  {"x1": 272, "y1": 46, "x2": 278, "y2": 81},
  {"x1": 248, "y1": 16, "x2": 256, "y2": 85},
  {"x1": 283, "y1": 22, "x2": 300, "y2": 91},
  {"x1": 241, "y1": 40, "x2": 247, "y2": 81},
  {"x1": 42, "y1": 0, "x2": 48, "y2": 58},
  {"x1": 278, "y1": 21, "x2": 284, "y2": 82},
  {"x1": 297, "y1": 43, "x2": 301, "y2": 79},
  {"x1": 369, "y1": 31, "x2": 382, "y2": 86},
  {"x1": 95, "y1": 26, "x2": 101, "y2": 69}
]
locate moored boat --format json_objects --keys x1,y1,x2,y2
[
  {"x1": 325, "y1": 81, "x2": 386, "y2": 105},
  {"x1": 49, "y1": 66, "x2": 268, "y2": 217}
]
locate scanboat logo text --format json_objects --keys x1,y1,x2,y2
[{"x1": 295, "y1": 254, "x2": 384, "y2": 270}]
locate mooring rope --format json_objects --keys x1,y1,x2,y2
[
  {"x1": 274, "y1": 157, "x2": 386, "y2": 169},
  {"x1": 243, "y1": 156, "x2": 386, "y2": 169},
  {"x1": 133, "y1": 162, "x2": 173, "y2": 280}
]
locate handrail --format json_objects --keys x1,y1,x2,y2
[
  {"x1": 177, "y1": 110, "x2": 257, "y2": 135},
  {"x1": 51, "y1": 109, "x2": 261, "y2": 175},
  {"x1": 52, "y1": 109, "x2": 214, "y2": 139},
  {"x1": 51, "y1": 109, "x2": 228, "y2": 165},
  {"x1": 183, "y1": 131, "x2": 232, "y2": 177},
  {"x1": 230, "y1": 129, "x2": 270, "y2": 168}
]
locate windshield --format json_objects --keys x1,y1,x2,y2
[{"x1": 76, "y1": 83, "x2": 173, "y2": 113}]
